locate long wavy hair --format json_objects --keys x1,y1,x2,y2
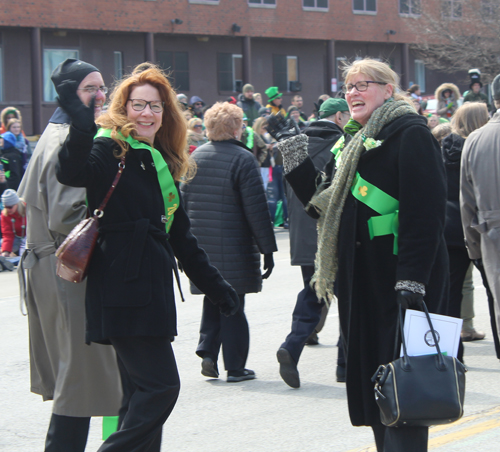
[
  {"x1": 451, "y1": 102, "x2": 488, "y2": 139},
  {"x1": 97, "y1": 63, "x2": 192, "y2": 182}
]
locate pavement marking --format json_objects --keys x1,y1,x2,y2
[{"x1": 344, "y1": 405, "x2": 500, "y2": 452}]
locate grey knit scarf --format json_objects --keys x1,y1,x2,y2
[{"x1": 309, "y1": 99, "x2": 416, "y2": 304}]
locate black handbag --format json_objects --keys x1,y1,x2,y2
[{"x1": 371, "y1": 301, "x2": 466, "y2": 427}]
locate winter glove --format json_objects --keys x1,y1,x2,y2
[
  {"x1": 216, "y1": 287, "x2": 240, "y2": 316},
  {"x1": 56, "y1": 80, "x2": 96, "y2": 132},
  {"x1": 262, "y1": 253, "x2": 274, "y2": 279},
  {"x1": 265, "y1": 113, "x2": 301, "y2": 142},
  {"x1": 396, "y1": 290, "x2": 424, "y2": 310},
  {"x1": 446, "y1": 102, "x2": 454, "y2": 109}
]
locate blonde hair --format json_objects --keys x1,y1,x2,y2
[
  {"x1": 204, "y1": 102, "x2": 243, "y2": 142},
  {"x1": 342, "y1": 58, "x2": 412, "y2": 105},
  {"x1": 187, "y1": 117, "x2": 203, "y2": 131},
  {"x1": 431, "y1": 123, "x2": 452, "y2": 145},
  {"x1": 2, "y1": 199, "x2": 26, "y2": 217},
  {"x1": 451, "y1": 102, "x2": 489, "y2": 139},
  {"x1": 252, "y1": 117, "x2": 267, "y2": 134},
  {"x1": 7, "y1": 118, "x2": 22, "y2": 132},
  {"x1": 97, "y1": 63, "x2": 191, "y2": 182}
]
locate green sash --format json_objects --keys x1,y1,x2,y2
[
  {"x1": 95, "y1": 129, "x2": 179, "y2": 232},
  {"x1": 245, "y1": 127, "x2": 254, "y2": 149}
]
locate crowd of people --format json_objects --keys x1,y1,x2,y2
[{"x1": 2, "y1": 55, "x2": 500, "y2": 452}]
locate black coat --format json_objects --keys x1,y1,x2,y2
[
  {"x1": 286, "y1": 114, "x2": 449, "y2": 426},
  {"x1": 57, "y1": 126, "x2": 234, "y2": 344},
  {"x1": 287, "y1": 120, "x2": 344, "y2": 266},
  {"x1": 1, "y1": 146, "x2": 24, "y2": 190},
  {"x1": 442, "y1": 133, "x2": 466, "y2": 248},
  {"x1": 181, "y1": 139, "x2": 277, "y2": 294}
]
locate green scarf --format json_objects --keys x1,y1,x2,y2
[
  {"x1": 343, "y1": 118, "x2": 363, "y2": 137},
  {"x1": 309, "y1": 99, "x2": 416, "y2": 304}
]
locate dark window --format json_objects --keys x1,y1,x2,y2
[
  {"x1": 157, "y1": 51, "x2": 189, "y2": 91},
  {"x1": 273, "y1": 55, "x2": 298, "y2": 92},
  {"x1": 217, "y1": 53, "x2": 242, "y2": 92},
  {"x1": 353, "y1": 0, "x2": 376, "y2": 12},
  {"x1": 442, "y1": 0, "x2": 462, "y2": 18},
  {"x1": 400, "y1": 0, "x2": 421, "y2": 15},
  {"x1": 249, "y1": 0, "x2": 276, "y2": 5},
  {"x1": 303, "y1": 0, "x2": 328, "y2": 9}
]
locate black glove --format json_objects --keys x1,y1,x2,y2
[
  {"x1": 265, "y1": 113, "x2": 301, "y2": 142},
  {"x1": 262, "y1": 253, "x2": 274, "y2": 279},
  {"x1": 396, "y1": 290, "x2": 424, "y2": 310},
  {"x1": 56, "y1": 80, "x2": 96, "y2": 132},
  {"x1": 216, "y1": 287, "x2": 240, "y2": 316}
]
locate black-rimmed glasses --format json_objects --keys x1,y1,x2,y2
[
  {"x1": 128, "y1": 99, "x2": 164, "y2": 113},
  {"x1": 341, "y1": 81, "x2": 387, "y2": 94},
  {"x1": 77, "y1": 86, "x2": 108, "y2": 95}
]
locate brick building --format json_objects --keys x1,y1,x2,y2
[{"x1": 0, "y1": 0, "x2": 465, "y2": 134}]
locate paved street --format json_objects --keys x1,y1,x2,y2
[{"x1": 1, "y1": 229, "x2": 500, "y2": 451}]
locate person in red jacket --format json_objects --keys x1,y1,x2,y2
[{"x1": 1, "y1": 188, "x2": 26, "y2": 256}]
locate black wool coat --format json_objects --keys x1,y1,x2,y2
[
  {"x1": 286, "y1": 114, "x2": 449, "y2": 427},
  {"x1": 57, "y1": 126, "x2": 234, "y2": 344},
  {"x1": 287, "y1": 120, "x2": 344, "y2": 266},
  {"x1": 181, "y1": 139, "x2": 277, "y2": 295}
]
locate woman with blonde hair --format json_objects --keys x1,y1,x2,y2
[
  {"x1": 268, "y1": 58, "x2": 449, "y2": 451},
  {"x1": 187, "y1": 117, "x2": 207, "y2": 149},
  {"x1": 55, "y1": 63, "x2": 239, "y2": 451}
]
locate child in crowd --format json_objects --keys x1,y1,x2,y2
[{"x1": 1, "y1": 189, "x2": 26, "y2": 257}]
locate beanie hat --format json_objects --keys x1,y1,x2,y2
[
  {"x1": 265, "y1": 86, "x2": 282, "y2": 101},
  {"x1": 319, "y1": 98, "x2": 349, "y2": 119},
  {"x1": 227, "y1": 96, "x2": 237, "y2": 105},
  {"x1": 1, "y1": 132, "x2": 17, "y2": 150},
  {"x1": 243, "y1": 84, "x2": 254, "y2": 93},
  {"x1": 492, "y1": 74, "x2": 500, "y2": 100},
  {"x1": 177, "y1": 93, "x2": 188, "y2": 102},
  {"x1": 259, "y1": 106, "x2": 271, "y2": 116},
  {"x1": 51, "y1": 58, "x2": 100, "y2": 89},
  {"x1": 1, "y1": 188, "x2": 19, "y2": 207},
  {"x1": 468, "y1": 69, "x2": 482, "y2": 89}
]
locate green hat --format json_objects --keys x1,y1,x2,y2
[
  {"x1": 242, "y1": 114, "x2": 248, "y2": 121},
  {"x1": 265, "y1": 86, "x2": 282, "y2": 101},
  {"x1": 319, "y1": 98, "x2": 349, "y2": 119}
]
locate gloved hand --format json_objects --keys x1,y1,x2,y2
[
  {"x1": 217, "y1": 287, "x2": 240, "y2": 316},
  {"x1": 396, "y1": 290, "x2": 424, "y2": 310},
  {"x1": 262, "y1": 253, "x2": 274, "y2": 279},
  {"x1": 265, "y1": 113, "x2": 301, "y2": 142},
  {"x1": 446, "y1": 102, "x2": 454, "y2": 109},
  {"x1": 56, "y1": 80, "x2": 96, "y2": 132}
]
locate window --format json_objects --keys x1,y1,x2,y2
[
  {"x1": 399, "y1": 0, "x2": 421, "y2": 15},
  {"x1": 273, "y1": 55, "x2": 298, "y2": 92},
  {"x1": 442, "y1": 0, "x2": 462, "y2": 19},
  {"x1": 482, "y1": 0, "x2": 498, "y2": 18},
  {"x1": 157, "y1": 51, "x2": 190, "y2": 91},
  {"x1": 43, "y1": 49, "x2": 79, "y2": 102},
  {"x1": 353, "y1": 0, "x2": 376, "y2": 13},
  {"x1": 303, "y1": 0, "x2": 328, "y2": 10},
  {"x1": 249, "y1": 0, "x2": 276, "y2": 6},
  {"x1": 0, "y1": 47, "x2": 3, "y2": 102},
  {"x1": 189, "y1": 0, "x2": 219, "y2": 4},
  {"x1": 414, "y1": 60, "x2": 426, "y2": 93},
  {"x1": 217, "y1": 53, "x2": 242, "y2": 92},
  {"x1": 114, "y1": 52, "x2": 123, "y2": 80}
]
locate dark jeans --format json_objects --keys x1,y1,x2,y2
[
  {"x1": 44, "y1": 414, "x2": 90, "y2": 452},
  {"x1": 372, "y1": 424, "x2": 428, "y2": 452},
  {"x1": 196, "y1": 294, "x2": 249, "y2": 371},
  {"x1": 98, "y1": 336, "x2": 180, "y2": 452}
]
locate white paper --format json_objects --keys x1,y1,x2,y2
[{"x1": 400, "y1": 310, "x2": 463, "y2": 358}]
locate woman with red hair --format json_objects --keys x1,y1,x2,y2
[{"x1": 56, "y1": 63, "x2": 239, "y2": 451}]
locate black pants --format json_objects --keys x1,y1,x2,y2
[
  {"x1": 44, "y1": 414, "x2": 90, "y2": 452},
  {"x1": 98, "y1": 336, "x2": 180, "y2": 452},
  {"x1": 281, "y1": 266, "x2": 325, "y2": 364},
  {"x1": 196, "y1": 294, "x2": 249, "y2": 371},
  {"x1": 372, "y1": 424, "x2": 428, "y2": 452}
]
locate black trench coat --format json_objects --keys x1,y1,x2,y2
[
  {"x1": 57, "y1": 126, "x2": 234, "y2": 344},
  {"x1": 286, "y1": 114, "x2": 449, "y2": 426}
]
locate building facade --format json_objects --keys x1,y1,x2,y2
[{"x1": 0, "y1": 0, "x2": 465, "y2": 134}]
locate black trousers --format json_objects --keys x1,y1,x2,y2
[
  {"x1": 98, "y1": 336, "x2": 180, "y2": 452},
  {"x1": 44, "y1": 414, "x2": 90, "y2": 452},
  {"x1": 281, "y1": 266, "x2": 325, "y2": 364},
  {"x1": 196, "y1": 294, "x2": 249, "y2": 371},
  {"x1": 372, "y1": 424, "x2": 428, "y2": 452}
]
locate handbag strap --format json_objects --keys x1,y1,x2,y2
[{"x1": 93, "y1": 157, "x2": 126, "y2": 218}]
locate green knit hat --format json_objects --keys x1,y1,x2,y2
[
  {"x1": 265, "y1": 86, "x2": 282, "y2": 101},
  {"x1": 319, "y1": 98, "x2": 349, "y2": 119}
]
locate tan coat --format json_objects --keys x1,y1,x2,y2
[
  {"x1": 460, "y1": 111, "x2": 500, "y2": 343},
  {"x1": 17, "y1": 115, "x2": 122, "y2": 417}
]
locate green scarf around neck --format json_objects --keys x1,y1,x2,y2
[{"x1": 309, "y1": 99, "x2": 416, "y2": 304}]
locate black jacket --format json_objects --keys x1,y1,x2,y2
[
  {"x1": 286, "y1": 114, "x2": 448, "y2": 426},
  {"x1": 287, "y1": 120, "x2": 344, "y2": 266},
  {"x1": 181, "y1": 139, "x2": 277, "y2": 294},
  {"x1": 1, "y1": 146, "x2": 24, "y2": 190},
  {"x1": 237, "y1": 94, "x2": 262, "y2": 127},
  {"x1": 442, "y1": 133, "x2": 466, "y2": 248},
  {"x1": 57, "y1": 126, "x2": 234, "y2": 344}
]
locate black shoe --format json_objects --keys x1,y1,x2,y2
[
  {"x1": 336, "y1": 365, "x2": 346, "y2": 383},
  {"x1": 227, "y1": 368, "x2": 256, "y2": 382},
  {"x1": 277, "y1": 348, "x2": 300, "y2": 388},
  {"x1": 201, "y1": 357, "x2": 219, "y2": 378},
  {"x1": 305, "y1": 331, "x2": 319, "y2": 346}
]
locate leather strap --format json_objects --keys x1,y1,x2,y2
[{"x1": 95, "y1": 157, "x2": 126, "y2": 217}]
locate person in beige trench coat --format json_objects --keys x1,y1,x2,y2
[
  {"x1": 460, "y1": 88, "x2": 500, "y2": 358},
  {"x1": 17, "y1": 59, "x2": 122, "y2": 452}
]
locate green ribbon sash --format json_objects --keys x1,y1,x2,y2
[
  {"x1": 245, "y1": 127, "x2": 254, "y2": 149},
  {"x1": 95, "y1": 129, "x2": 179, "y2": 232}
]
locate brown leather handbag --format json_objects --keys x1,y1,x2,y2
[{"x1": 56, "y1": 157, "x2": 125, "y2": 283}]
